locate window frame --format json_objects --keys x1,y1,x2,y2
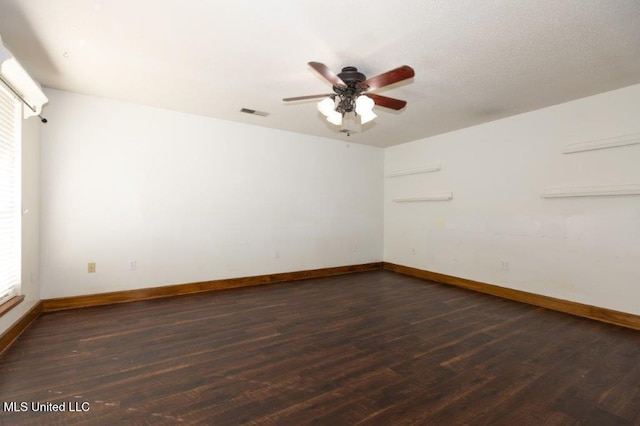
[{"x1": 0, "y1": 82, "x2": 23, "y2": 317}]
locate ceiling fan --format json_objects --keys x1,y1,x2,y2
[{"x1": 283, "y1": 62, "x2": 415, "y2": 132}]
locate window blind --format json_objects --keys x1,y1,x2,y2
[{"x1": 0, "y1": 83, "x2": 20, "y2": 305}]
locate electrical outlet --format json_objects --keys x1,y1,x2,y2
[
  {"x1": 500, "y1": 260, "x2": 510, "y2": 270},
  {"x1": 129, "y1": 260, "x2": 137, "y2": 271},
  {"x1": 88, "y1": 262, "x2": 96, "y2": 273},
  {"x1": 412, "y1": 248, "x2": 416, "y2": 255},
  {"x1": 274, "y1": 251, "x2": 280, "y2": 259},
  {"x1": 353, "y1": 245, "x2": 358, "y2": 252}
]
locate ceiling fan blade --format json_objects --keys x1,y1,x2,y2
[
  {"x1": 363, "y1": 65, "x2": 415, "y2": 91},
  {"x1": 308, "y1": 62, "x2": 346, "y2": 86},
  {"x1": 367, "y1": 93, "x2": 407, "y2": 110},
  {"x1": 283, "y1": 94, "x2": 333, "y2": 102}
]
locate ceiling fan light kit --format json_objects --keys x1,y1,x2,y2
[
  {"x1": 355, "y1": 95, "x2": 377, "y2": 124},
  {"x1": 317, "y1": 97, "x2": 336, "y2": 116},
  {"x1": 317, "y1": 95, "x2": 376, "y2": 128},
  {"x1": 325, "y1": 108, "x2": 343, "y2": 126},
  {"x1": 284, "y1": 62, "x2": 414, "y2": 134}
]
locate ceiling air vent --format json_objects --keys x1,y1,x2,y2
[{"x1": 240, "y1": 108, "x2": 269, "y2": 117}]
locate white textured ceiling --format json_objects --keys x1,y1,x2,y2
[{"x1": 1, "y1": 0, "x2": 640, "y2": 147}]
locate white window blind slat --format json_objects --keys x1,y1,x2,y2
[
  {"x1": 0, "y1": 83, "x2": 20, "y2": 305},
  {"x1": 0, "y1": 114, "x2": 15, "y2": 126}
]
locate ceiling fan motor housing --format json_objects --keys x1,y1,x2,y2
[
  {"x1": 337, "y1": 66, "x2": 366, "y2": 86},
  {"x1": 333, "y1": 66, "x2": 369, "y2": 113}
]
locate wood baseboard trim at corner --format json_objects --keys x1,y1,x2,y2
[
  {"x1": 0, "y1": 301, "x2": 43, "y2": 356},
  {"x1": 383, "y1": 262, "x2": 640, "y2": 331},
  {"x1": 42, "y1": 262, "x2": 383, "y2": 312}
]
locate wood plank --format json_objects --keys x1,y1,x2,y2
[
  {"x1": 2, "y1": 270, "x2": 640, "y2": 424},
  {"x1": 384, "y1": 262, "x2": 640, "y2": 331},
  {"x1": 0, "y1": 295, "x2": 25, "y2": 317},
  {"x1": 42, "y1": 262, "x2": 383, "y2": 312},
  {"x1": 0, "y1": 301, "x2": 42, "y2": 355}
]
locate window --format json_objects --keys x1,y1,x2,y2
[{"x1": 0, "y1": 82, "x2": 21, "y2": 307}]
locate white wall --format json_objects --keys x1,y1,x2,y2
[
  {"x1": 385, "y1": 83, "x2": 640, "y2": 315},
  {"x1": 0, "y1": 115, "x2": 41, "y2": 335},
  {"x1": 9, "y1": 82, "x2": 640, "y2": 323},
  {"x1": 40, "y1": 89, "x2": 383, "y2": 298}
]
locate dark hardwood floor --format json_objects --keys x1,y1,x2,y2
[{"x1": 1, "y1": 270, "x2": 639, "y2": 425}]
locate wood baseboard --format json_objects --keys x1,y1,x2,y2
[
  {"x1": 42, "y1": 262, "x2": 383, "y2": 312},
  {"x1": 383, "y1": 262, "x2": 640, "y2": 331},
  {"x1": 0, "y1": 301, "x2": 43, "y2": 355}
]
